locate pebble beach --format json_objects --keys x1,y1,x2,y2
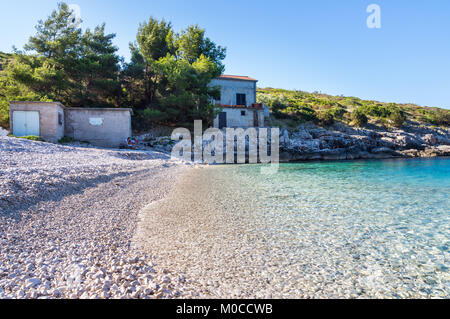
[{"x1": 0, "y1": 137, "x2": 198, "y2": 299}]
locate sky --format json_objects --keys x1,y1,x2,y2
[{"x1": 0, "y1": 0, "x2": 449, "y2": 108}]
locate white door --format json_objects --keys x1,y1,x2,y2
[{"x1": 13, "y1": 111, "x2": 40, "y2": 136}]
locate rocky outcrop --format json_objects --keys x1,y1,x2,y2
[
  {"x1": 136, "y1": 122, "x2": 450, "y2": 163},
  {"x1": 280, "y1": 122, "x2": 450, "y2": 162}
]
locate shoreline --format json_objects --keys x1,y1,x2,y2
[
  {"x1": 281, "y1": 154, "x2": 450, "y2": 164},
  {"x1": 212, "y1": 155, "x2": 450, "y2": 165}
]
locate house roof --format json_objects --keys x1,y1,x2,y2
[
  {"x1": 9, "y1": 101, "x2": 66, "y2": 108},
  {"x1": 216, "y1": 75, "x2": 258, "y2": 82}
]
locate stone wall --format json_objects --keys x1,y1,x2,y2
[
  {"x1": 209, "y1": 78, "x2": 257, "y2": 107},
  {"x1": 214, "y1": 108, "x2": 265, "y2": 128},
  {"x1": 65, "y1": 108, "x2": 132, "y2": 147}
]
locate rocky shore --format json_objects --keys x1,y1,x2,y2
[
  {"x1": 0, "y1": 137, "x2": 197, "y2": 299},
  {"x1": 142, "y1": 122, "x2": 450, "y2": 163},
  {"x1": 279, "y1": 123, "x2": 450, "y2": 162}
]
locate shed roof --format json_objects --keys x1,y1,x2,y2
[
  {"x1": 9, "y1": 101, "x2": 133, "y2": 114},
  {"x1": 9, "y1": 101, "x2": 66, "y2": 108},
  {"x1": 67, "y1": 107, "x2": 133, "y2": 115}
]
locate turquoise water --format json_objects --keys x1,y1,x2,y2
[{"x1": 215, "y1": 158, "x2": 449, "y2": 298}]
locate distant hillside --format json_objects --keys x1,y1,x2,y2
[
  {"x1": 257, "y1": 88, "x2": 450, "y2": 129},
  {"x1": 0, "y1": 52, "x2": 13, "y2": 72}
]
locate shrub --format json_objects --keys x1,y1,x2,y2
[
  {"x1": 417, "y1": 109, "x2": 450, "y2": 126},
  {"x1": 273, "y1": 110, "x2": 292, "y2": 120},
  {"x1": 58, "y1": 136, "x2": 76, "y2": 144},
  {"x1": 0, "y1": 100, "x2": 10, "y2": 128},
  {"x1": 351, "y1": 108, "x2": 368, "y2": 127},
  {"x1": 389, "y1": 109, "x2": 406, "y2": 127},
  {"x1": 316, "y1": 110, "x2": 335, "y2": 126},
  {"x1": 142, "y1": 108, "x2": 170, "y2": 122},
  {"x1": 431, "y1": 110, "x2": 450, "y2": 126},
  {"x1": 328, "y1": 106, "x2": 346, "y2": 120},
  {"x1": 295, "y1": 106, "x2": 316, "y2": 122},
  {"x1": 257, "y1": 93, "x2": 288, "y2": 113},
  {"x1": 13, "y1": 135, "x2": 43, "y2": 141},
  {"x1": 359, "y1": 104, "x2": 391, "y2": 118}
]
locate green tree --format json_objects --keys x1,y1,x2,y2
[
  {"x1": 74, "y1": 24, "x2": 123, "y2": 107},
  {"x1": 177, "y1": 25, "x2": 226, "y2": 66},
  {"x1": 124, "y1": 18, "x2": 226, "y2": 126},
  {"x1": 9, "y1": 2, "x2": 122, "y2": 107},
  {"x1": 157, "y1": 54, "x2": 222, "y2": 125},
  {"x1": 122, "y1": 18, "x2": 176, "y2": 108},
  {"x1": 0, "y1": 53, "x2": 47, "y2": 128}
]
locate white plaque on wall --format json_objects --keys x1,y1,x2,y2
[{"x1": 89, "y1": 118, "x2": 104, "y2": 126}]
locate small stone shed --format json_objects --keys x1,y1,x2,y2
[{"x1": 9, "y1": 102, "x2": 133, "y2": 147}]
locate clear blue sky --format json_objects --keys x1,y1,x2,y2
[{"x1": 1, "y1": 0, "x2": 449, "y2": 108}]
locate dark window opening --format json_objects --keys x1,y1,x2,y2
[
  {"x1": 236, "y1": 93, "x2": 246, "y2": 106},
  {"x1": 219, "y1": 112, "x2": 227, "y2": 129},
  {"x1": 241, "y1": 110, "x2": 246, "y2": 116},
  {"x1": 58, "y1": 113, "x2": 63, "y2": 126}
]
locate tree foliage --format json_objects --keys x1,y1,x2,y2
[
  {"x1": 351, "y1": 108, "x2": 368, "y2": 127},
  {"x1": 389, "y1": 109, "x2": 406, "y2": 127},
  {"x1": 0, "y1": 53, "x2": 45, "y2": 128},
  {"x1": 8, "y1": 3, "x2": 122, "y2": 108},
  {"x1": 0, "y1": 3, "x2": 227, "y2": 130},
  {"x1": 123, "y1": 17, "x2": 225, "y2": 128}
]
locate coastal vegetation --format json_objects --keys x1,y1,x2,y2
[
  {"x1": 7, "y1": 134, "x2": 42, "y2": 141},
  {"x1": 0, "y1": 2, "x2": 224, "y2": 129},
  {"x1": 258, "y1": 88, "x2": 450, "y2": 129}
]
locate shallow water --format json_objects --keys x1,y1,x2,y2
[
  {"x1": 138, "y1": 158, "x2": 449, "y2": 298},
  {"x1": 214, "y1": 158, "x2": 450, "y2": 297}
]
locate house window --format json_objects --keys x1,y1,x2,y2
[
  {"x1": 58, "y1": 113, "x2": 63, "y2": 126},
  {"x1": 241, "y1": 110, "x2": 246, "y2": 116},
  {"x1": 236, "y1": 93, "x2": 246, "y2": 106}
]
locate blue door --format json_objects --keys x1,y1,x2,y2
[{"x1": 13, "y1": 111, "x2": 40, "y2": 137}]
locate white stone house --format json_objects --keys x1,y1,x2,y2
[{"x1": 210, "y1": 75, "x2": 265, "y2": 129}]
